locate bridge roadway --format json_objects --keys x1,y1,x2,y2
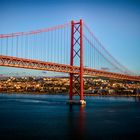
[{"x1": 0, "y1": 55, "x2": 140, "y2": 82}]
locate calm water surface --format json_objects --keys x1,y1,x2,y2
[{"x1": 0, "y1": 93, "x2": 140, "y2": 140}]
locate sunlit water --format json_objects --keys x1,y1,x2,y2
[{"x1": 0, "y1": 93, "x2": 140, "y2": 140}]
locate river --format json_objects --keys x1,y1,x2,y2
[{"x1": 0, "y1": 93, "x2": 140, "y2": 140}]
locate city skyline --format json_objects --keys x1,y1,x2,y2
[{"x1": 0, "y1": 0, "x2": 140, "y2": 76}]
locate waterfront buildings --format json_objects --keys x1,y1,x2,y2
[{"x1": 0, "y1": 76, "x2": 140, "y2": 95}]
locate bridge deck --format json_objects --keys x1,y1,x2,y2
[{"x1": 0, "y1": 55, "x2": 140, "y2": 81}]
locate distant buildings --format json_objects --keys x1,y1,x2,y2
[{"x1": 0, "y1": 76, "x2": 140, "y2": 96}]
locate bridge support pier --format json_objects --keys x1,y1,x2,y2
[
  {"x1": 67, "y1": 100, "x2": 86, "y2": 105},
  {"x1": 67, "y1": 19, "x2": 86, "y2": 105}
]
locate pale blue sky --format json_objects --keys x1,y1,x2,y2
[{"x1": 0, "y1": 0, "x2": 140, "y2": 76}]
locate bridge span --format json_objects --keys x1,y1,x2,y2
[{"x1": 0, "y1": 19, "x2": 140, "y2": 104}]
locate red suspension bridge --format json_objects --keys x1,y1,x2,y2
[{"x1": 0, "y1": 19, "x2": 140, "y2": 104}]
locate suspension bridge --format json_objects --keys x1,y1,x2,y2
[{"x1": 0, "y1": 19, "x2": 140, "y2": 104}]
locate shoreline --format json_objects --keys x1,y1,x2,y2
[{"x1": 0, "y1": 91, "x2": 140, "y2": 97}]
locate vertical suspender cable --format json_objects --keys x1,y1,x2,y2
[
  {"x1": 58, "y1": 28, "x2": 60, "y2": 63},
  {"x1": 64, "y1": 26, "x2": 66, "y2": 64},
  {"x1": 6, "y1": 37, "x2": 8, "y2": 56},
  {"x1": 0, "y1": 38, "x2": 1, "y2": 55},
  {"x1": 51, "y1": 30, "x2": 53, "y2": 62},
  {"x1": 61, "y1": 27, "x2": 63, "y2": 64},
  {"x1": 12, "y1": 34, "x2": 14, "y2": 57},
  {"x1": 16, "y1": 36, "x2": 18, "y2": 57},
  {"x1": 21, "y1": 33, "x2": 23, "y2": 58},
  {"x1": 31, "y1": 34, "x2": 33, "y2": 59},
  {"x1": 54, "y1": 28, "x2": 56, "y2": 63},
  {"x1": 48, "y1": 31, "x2": 49, "y2": 62},
  {"x1": 40, "y1": 33, "x2": 42, "y2": 60},
  {"x1": 43, "y1": 32, "x2": 45, "y2": 61},
  {"x1": 26, "y1": 34, "x2": 28, "y2": 59}
]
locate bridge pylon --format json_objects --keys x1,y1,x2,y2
[{"x1": 67, "y1": 19, "x2": 86, "y2": 105}]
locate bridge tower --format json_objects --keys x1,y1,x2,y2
[{"x1": 68, "y1": 19, "x2": 86, "y2": 105}]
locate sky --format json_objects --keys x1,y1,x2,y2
[{"x1": 0, "y1": 0, "x2": 140, "y2": 76}]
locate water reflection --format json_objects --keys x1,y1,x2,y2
[
  {"x1": 135, "y1": 96, "x2": 140, "y2": 102},
  {"x1": 0, "y1": 94, "x2": 140, "y2": 140},
  {"x1": 68, "y1": 105, "x2": 86, "y2": 140}
]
